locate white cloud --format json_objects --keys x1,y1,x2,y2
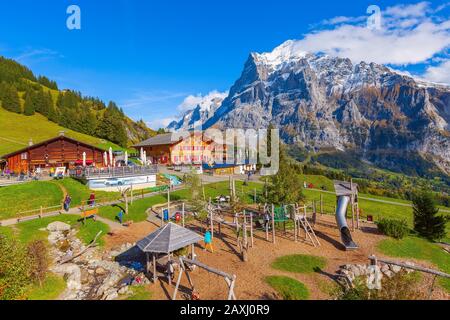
[
  {"x1": 177, "y1": 90, "x2": 228, "y2": 112},
  {"x1": 270, "y1": 2, "x2": 445, "y2": 72},
  {"x1": 147, "y1": 117, "x2": 178, "y2": 130},
  {"x1": 121, "y1": 91, "x2": 187, "y2": 109},
  {"x1": 423, "y1": 59, "x2": 450, "y2": 84},
  {"x1": 14, "y1": 48, "x2": 62, "y2": 63}
]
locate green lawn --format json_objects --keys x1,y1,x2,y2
[
  {"x1": 27, "y1": 274, "x2": 66, "y2": 300},
  {"x1": 14, "y1": 214, "x2": 109, "y2": 246},
  {"x1": 377, "y1": 236, "x2": 450, "y2": 293},
  {"x1": 125, "y1": 285, "x2": 153, "y2": 300},
  {"x1": 0, "y1": 107, "x2": 121, "y2": 156},
  {"x1": 271, "y1": 254, "x2": 327, "y2": 274},
  {"x1": 265, "y1": 276, "x2": 310, "y2": 300},
  {"x1": 300, "y1": 174, "x2": 335, "y2": 191},
  {"x1": 0, "y1": 178, "x2": 121, "y2": 220},
  {"x1": 0, "y1": 181, "x2": 63, "y2": 219}
]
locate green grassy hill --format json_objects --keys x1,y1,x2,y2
[{"x1": 0, "y1": 107, "x2": 123, "y2": 156}]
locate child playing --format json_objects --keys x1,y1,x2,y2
[{"x1": 204, "y1": 231, "x2": 214, "y2": 253}]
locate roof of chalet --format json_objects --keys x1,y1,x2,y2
[
  {"x1": 136, "y1": 222, "x2": 203, "y2": 254},
  {"x1": 133, "y1": 133, "x2": 184, "y2": 148},
  {"x1": 333, "y1": 180, "x2": 359, "y2": 196},
  {"x1": 0, "y1": 135, "x2": 107, "y2": 159}
]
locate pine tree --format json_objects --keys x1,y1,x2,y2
[
  {"x1": 0, "y1": 83, "x2": 21, "y2": 113},
  {"x1": 413, "y1": 191, "x2": 447, "y2": 241},
  {"x1": 23, "y1": 91, "x2": 35, "y2": 116},
  {"x1": 267, "y1": 146, "x2": 304, "y2": 205}
]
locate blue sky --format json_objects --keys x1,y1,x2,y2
[{"x1": 0, "y1": 0, "x2": 449, "y2": 129}]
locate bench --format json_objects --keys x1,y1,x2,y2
[{"x1": 80, "y1": 208, "x2": 99, "y2": 222}]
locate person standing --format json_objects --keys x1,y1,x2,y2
[
  {"x1": 64, "y1": 194, "x2": 72, "y2": 212},
  {"x1": 89, "y1": 192, "x2": 96, "y2": 207}
]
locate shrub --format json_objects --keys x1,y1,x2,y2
[
  {"x1": 0, "y1": 236, "x2": 32, "y2": 300},
  {"x1": 412, "y1": 192, "x2": 447, "y2": 241},
  {"x1": 377, "y1": 218, "x2": 409, "y2": 240},
  {"x1": 27, "y1": 240, "x2": 49, "y2": 287},
  {"x1": 336, "y1": 271, "x2": 423, "y2": 300}
]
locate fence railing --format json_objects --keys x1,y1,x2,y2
[{"x1": 69, "y1": 165, "x2": 159, "y2": 179}]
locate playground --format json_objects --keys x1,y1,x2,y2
[
  {"x1": 98, "y1": 175, "x2": 449, "y2": 300},
  {"x1": 103, "y1": 211, "x2": 449, "y2": 300}
]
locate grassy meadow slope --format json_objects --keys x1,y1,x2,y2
[{"x1": 0, "y1": 107, "x2": 123, "y2": 156}]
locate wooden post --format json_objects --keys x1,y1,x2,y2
[
  {"x1": 130, "y1": 184, "x2": 134, "y2": 205},
  {"x1": 167, "y1": 185, "x2": 171, "y2": 218},
  {"x1": 254, "y1": 188, "x2": 257, "y2": 204},
  {"x1": 124, "y1": 192, "x2": 129, "y2": 215},
  {"x1": 320, "y1": 194, "x2": 323, "y2": 215},
  {"x1": 210, "y1": 207, "x2": 214, "y2": 241},
  {"x1": 294, "y1": 205, "x2": 298, "y2": 242},
  {"x1": 271, "y1": 204, "x2": 276, "y2": 244},
  {"x1": 191, "y1": 243, "x2": 195, "y2": 260},
  {"x1": 152, "y1": 253, "x2": 157, "y2": 283},
  {"x1": 312, "y1": 200, "x2": 317, "y2": 227},
  {"x1": 141, "y1": 189, "x2": 144, "y2": 199},
  {"x1": 249, "y1": 211, "x2": 254, "y2": 248},
  {"x1": 182, "y1": 202, "x2": 185, "y2": 228},
  {"x1": 146, "y1": 252, "x2": 150, "y2": 273}
]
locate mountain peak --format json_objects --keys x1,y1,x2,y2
[{"x1": 251, "y1": 40, "x2": 308, "y2": 71}]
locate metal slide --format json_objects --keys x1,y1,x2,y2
[{"x1": 335, "y1": 195, "x2": 358, "y2": 250}]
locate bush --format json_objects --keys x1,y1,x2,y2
[
  {"x1": 336, "y1": 271, "x2": 423, "y2": 300},
  {"x1": 27, "y1": 240, "x2": 49, "y2": 287},
  {"x1": 412, "y1": 192, "x2": 447, "y2": 241},
  {"x1": 0, "y1": 236, "x2": 32, "y2": 300},
  {"x1": 377, "y1": 218, "x2": 409, "y2": 240}
]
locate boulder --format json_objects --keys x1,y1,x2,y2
[
  {"x1": 390, "y1": 265, "x2": 402, "y2": 273},
  {"x1": 47, "y1": 221, "x2": 71, "y2": 232}
]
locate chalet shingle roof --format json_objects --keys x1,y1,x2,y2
[
  {"x1": 136, "y1": 222, "x2": 202, "y2": 254},
  {"x1": 133, "y1": 133, "x2": 183, "y2": 147}
]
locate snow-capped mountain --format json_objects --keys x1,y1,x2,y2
[
  {"x1": 167, "y1": 91, "x2": 227, "y2": 131},
  {"x1": 170, "y1": 40, "x2": 450, "y2": 175}
]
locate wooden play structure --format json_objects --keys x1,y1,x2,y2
[
  {"x1": 207, "y1": 203, "x2": 254, "y2": 262},
  {"x1": 136, "y1": 222, "x2": 237, "y2": 300},
  {"x1": 137, "y1": 223, "x2": 202, "y2": 285},
  {"x1": 259, "y1": 203, "x2": 321, "y2": 247},
  {"x1": 292, "y1": 204, "x2": 321, "y2": 247},
  {"x1": 172, "y1": 257, "x2": 237, "y2": 300}
]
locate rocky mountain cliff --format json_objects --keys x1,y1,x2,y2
[{"x1": 171, "y1": 40, "x2": 450, "y2": 176}]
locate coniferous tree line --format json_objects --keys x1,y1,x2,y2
[{"x1": 0, "y1": 56, "x2": 148, "y2": 147}]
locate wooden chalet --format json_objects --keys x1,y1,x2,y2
[{"x1": 0, "y1": 134, "x2": 107, "y2": 173}]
